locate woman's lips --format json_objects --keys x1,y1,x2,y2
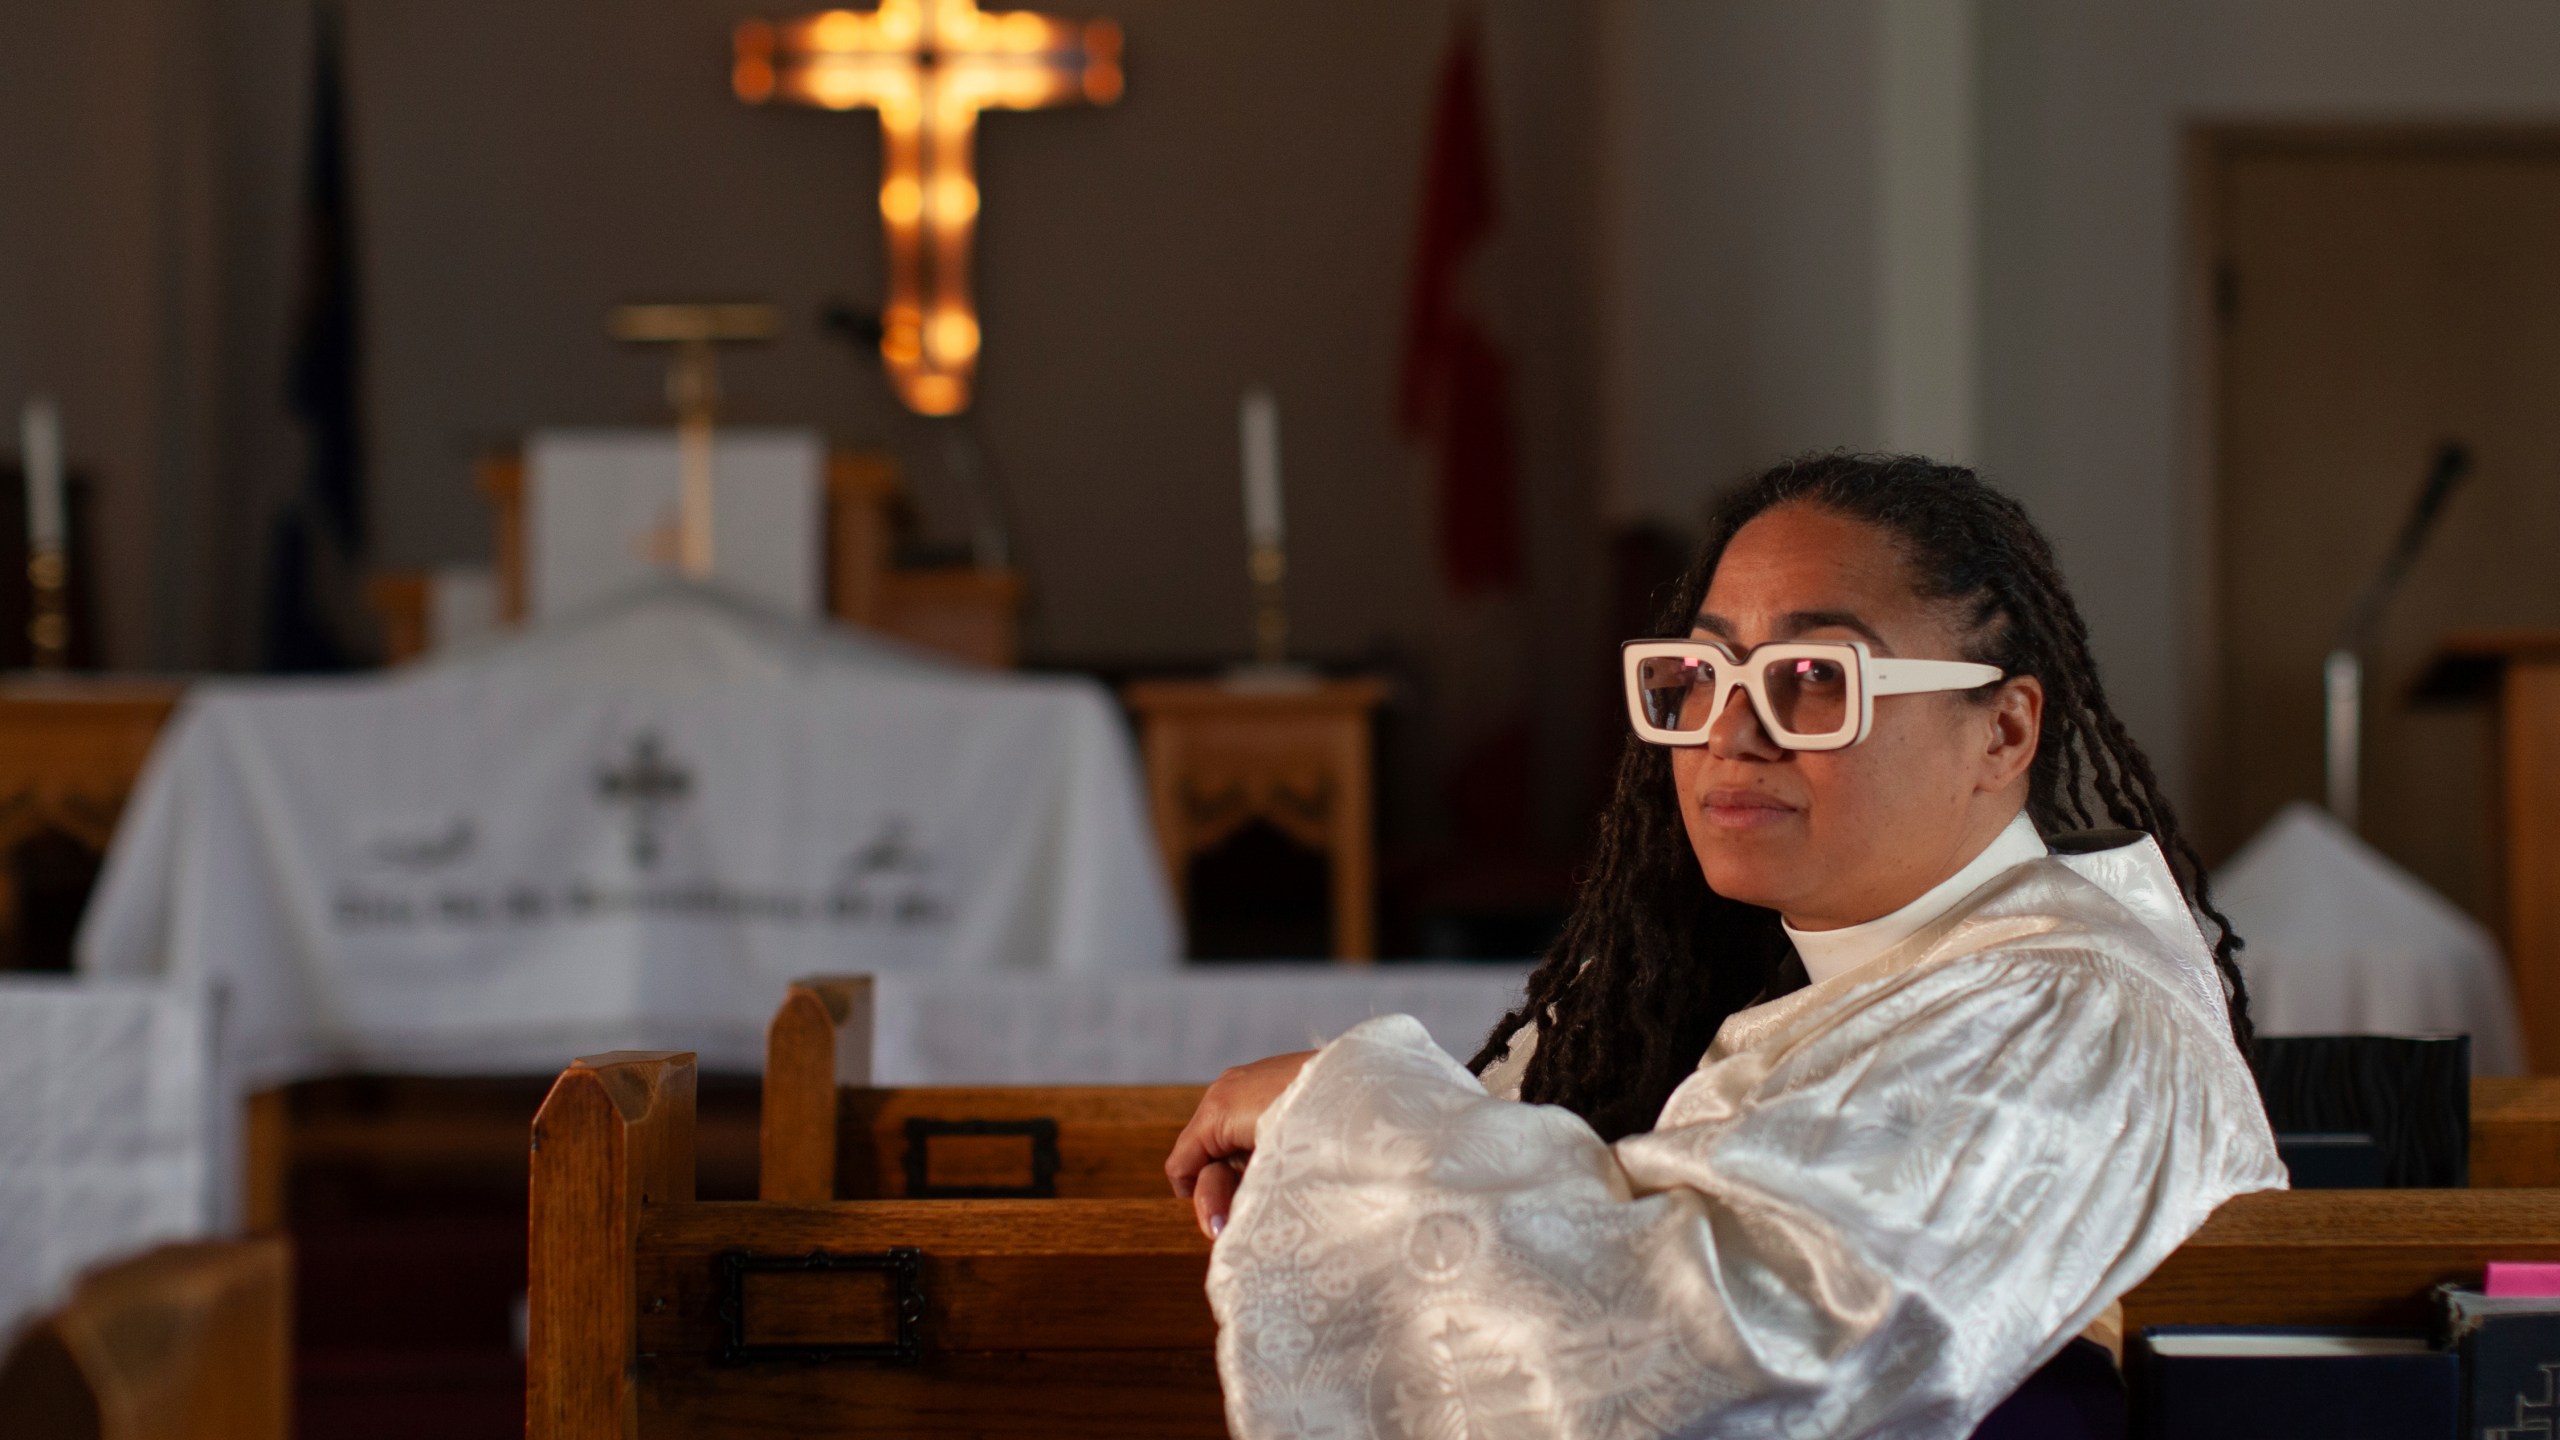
[{"x1": 1700, "y1": 788, "x2": 1799, "y2": 829}]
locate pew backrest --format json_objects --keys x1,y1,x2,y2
[
  {"x1": 765, "y1": 976, "x2": 2560, "y2": 1200},
  {"x1": 759, "y1": 975, "x2": 1201, "y2": 1202},
  {"x1": 2470, "y1": 1076, "x2": 2560, "y2": 1185},
  {"x1": 2121, "y1": 1186, "x2": 2560, "y2": 1333},
  {"x1": 529, "y1": 1050, "x2": 696, "y2": 1440},
  {"x1": 537, "y1": 1050, "x2": 1220, "y2": 1440},
  {"x1": 0, "y1": 1238, "x2": 291, "y2": 1440}
]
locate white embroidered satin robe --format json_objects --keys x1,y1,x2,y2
[{"x1": 1206, "y1": 836, "x2": 2285, "y2": 1439}]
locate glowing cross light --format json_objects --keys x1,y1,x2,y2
[{"x1": 734, "y1": 0, "x2": 1123, "y2": 416}]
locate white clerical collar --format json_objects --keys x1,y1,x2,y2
[{"x1": 1783, "y1": 811, "x2": 2048, "y2": 985}]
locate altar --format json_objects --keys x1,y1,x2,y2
[{"x1": 76, "y1": 583, "x2": 1178, "y2": 1086}]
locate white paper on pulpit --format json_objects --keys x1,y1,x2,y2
[
  {"x1": 76, "y1": 585, "x2": 1179, "y2": 1087},
  {"x1": 527, "y1": 427, "x2": 823, "y2": 621}
]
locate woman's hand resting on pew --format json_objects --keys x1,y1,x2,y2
[{"x1": 1166, "y1": 1050, "x2": 1315, "y2": 1239}]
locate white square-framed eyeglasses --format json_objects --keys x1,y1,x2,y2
[{"x1": 1622, "y1": 639, "x2": 2004, "y2": 752}]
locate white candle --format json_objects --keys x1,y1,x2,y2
[
  {"x1": 1239, "y1": 385, "x2": 1284, "y2": 552},
  {"x1": 20, "y1": 396, "x2": 64, "y2": 553}
]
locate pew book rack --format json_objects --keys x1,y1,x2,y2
[{"x1": 758, "y1": 975, "x2": 1201, "y2": 1203}]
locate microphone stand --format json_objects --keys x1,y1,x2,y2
[{"x1": 2323, "y1": 440, "x2": 2471, "y2": 829}]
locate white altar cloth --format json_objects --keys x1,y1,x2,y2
[
  {"x1": 0, "y1": 978, "x2": 223, "y2": 1347},
  {"x1": 867, "y1": 966, "x2": 1531, "y2": 1085},
  {"x1": 321, "y1": 965, "x2": 1527, "y2": 1083},
  {"x1": 2216, "y1": 801, "x2": 2525, "y2": 1076},
  {"x1": 78, "y1": 585, "x2": 1178, "y2": 1087}
]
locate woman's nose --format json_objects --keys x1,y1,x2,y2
[{"x1": 1707, "y1": 686, "x2": 1783, "y2": 759}]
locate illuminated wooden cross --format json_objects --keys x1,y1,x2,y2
[{"x1": 734, "y1": 0, "x2": 1123, "y2": 417}]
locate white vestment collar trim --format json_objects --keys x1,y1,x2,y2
[{"x1": 1782, "y1": 811, "x2": 2048, "y2": 986}]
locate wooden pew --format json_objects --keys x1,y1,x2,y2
[
  {"x1": 2122, "y1": 1186, "x2": 2560, "y2": 1330},
  {"x1": 239, "y1": 1071, "x2": 766, "y2": 1438},
  {"x1": 759, "y1": 976, "x2": 1202, "y2": 1202},
  {"x1": 0, "y1": 1239, "x2": 291, "y2": 1440},
  {"x1": 533, "y1": 1050, "x2": 1220, "y2": 1440},
  {"x1": 540, "y1": 1047, "x2": 2560, "y2": 1440},
  {"x1": 763, "y1": 974, "x2": 2560, "y2": 1200},
  {"x1": 2472, "y1": 1076, "x2": 2560, "y2": 1185}
]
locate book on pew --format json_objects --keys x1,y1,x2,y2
[
  {"x1": 2129, "y1": 1327, "x2": 2457, "y2": 1439},
  {"x1": 2436, "y1": 1284, "x2": 2560, "y2": 1439}
]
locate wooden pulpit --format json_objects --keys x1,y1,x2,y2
[
  {"x1": 369, "y1": 452, "x2": 1025, "y2": 669},
  {"x1": 2416, "y1": 631, "x2": 2560, "y2": 1072}
]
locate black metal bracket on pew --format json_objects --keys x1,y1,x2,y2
[
  {"x1": 901, "y1": 1116, "x2": 1062, "y2": 1198},
  {"x1": 715, "y1": 1248, "x2": 924, "y2": 1365}
]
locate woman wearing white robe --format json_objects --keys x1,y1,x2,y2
[{"x1": 1169, "y1": 455, "x2": 2284, "y2": 1439}]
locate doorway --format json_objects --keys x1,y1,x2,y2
[{"x1": 2197, "y1": 128, "x2": 2560, "y2": 928}]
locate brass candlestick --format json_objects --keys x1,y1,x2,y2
[
  {"x1": 26, "y1": 544, "x2": 66, "y2": 670},
  {"x1": 1250, "y1": 541, "x2": 1287, "y2": 667},
  {"x1": 667, "y1": 338, "x2": 720, "y2": 580}
]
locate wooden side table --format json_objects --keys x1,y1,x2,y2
[
  {"x1": 0, "y1": 677, "x2": 185, "y2": 968},
  {"x1": 1122, "y1": 677, "x2": 1387, "y2": 963}
]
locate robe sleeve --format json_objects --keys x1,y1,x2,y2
[{"x1": 1205, "y1": 946, "x2": 2279, "y2": 1440}]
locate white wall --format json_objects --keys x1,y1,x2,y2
[
  {"x1": 4, "y1": 0, "x2": 209, "y2": 667},
  {"x1": 1602, "y1": 0, "x2": 2560, "y2": 810},
  {"x1": 1597, "y1": 0, "x2": 1884, "y2": 526},
  {"x1": 1977, "y1": 0, "x2": 2560, "y2": 806},
  {"x1": 1876, "y1": 0, "x2": 1978, "y2": 462},
  {"x1": 1597, "y1": 0, "x2": 1980, "y2": 513},
  {"x1": 0, "y1": 0, "x2": 312, "y2": 671}
]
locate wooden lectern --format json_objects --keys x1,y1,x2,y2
[
  {"x1": 368, "y1": 452, "x2": 1024, "y2": 668},
  {"x1": 2417, "y1": 630, "x2": 2560, "y2": 1073}
]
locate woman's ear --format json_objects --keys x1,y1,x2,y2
[{"x1": 1983, "y1": 675, "x2": 2043, "y2": 792}]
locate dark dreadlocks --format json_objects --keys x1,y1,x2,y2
[{"x1": 1471, "y1": 453, "x2": 2253, "y2": 1142}]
